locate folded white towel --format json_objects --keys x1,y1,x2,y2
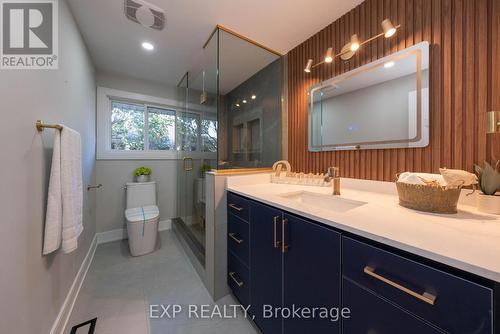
[
  {"x1": 60, "y1": 126, "x2": 83, "y2": 253},
  {"x1": 397, "y1": 172, "x2": 446, "y2": 186},
  {"x1": 439, "y1": 168, "x2": 478, "y2": 187},
  {"x1": 42, "y1": 126, "x2": 83, "y2": 255},
  {"x1": 43, "y1": 130, "x2": 62, "y2": 255}
]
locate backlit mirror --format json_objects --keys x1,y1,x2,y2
[{"x1": 308, "y1": 41, "x2": 429, "y2": 151}]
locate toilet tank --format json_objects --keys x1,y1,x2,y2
[{"x1": 126, "y1": 181, "x2": 157, "y2": 209}]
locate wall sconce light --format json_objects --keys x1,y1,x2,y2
[
  {"x1": 350, "y1": 34, "x2": 360, "y2": 51},
  {"x1": 487, "y1": 111, "x2": 500, "y2": 134},
  {"x1": 304, "y1": 18, "x2": 401, "y2": 72},
  {"x1": 324, "y1": 48, "x2": 334, "y2": 63},
  {"x1": 304, "y1": 59, "x2": 313, "y2": 72},
  {"x1": 382, "y1": 19, "x2": 397, "y2": 38}
]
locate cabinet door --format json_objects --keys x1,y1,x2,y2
[
  {"x1": 250, "y1": 201, "x2": 283, "y2": 334},
  {"x1": 283, "y1": 214, "x2": 341, "y2": 334},
  {"x1": 343, "y1": 278, "x2": 444, "y2": 334}
]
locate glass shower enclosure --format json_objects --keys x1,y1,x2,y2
[{"x1": 174, "y1": 26, "x2": 282, "y2": 270}]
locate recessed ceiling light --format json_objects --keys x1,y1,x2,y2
[
  {"x1": 251, "y1": 95, "x2": 256, "y2": 100},
  {"x1": 242, "y1": 99, "x2": 247, "y2": 104},
  {"x1": 384, "y1": 61, "x2": 395, "y2": 68},
  {"x1": 142, "y1": 42, "x2": 154, "y2": 51},
  {"x1": 235, "y1": 103, "x2": 240, "y2": 107}
]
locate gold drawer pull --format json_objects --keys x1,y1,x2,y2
[
  {"x1": 229, "y1": 272, "x2": 244, "y2": 287},
  {"x1": 363, "y1": 266, "x2": 436, "y2": 305},
  {"x1": 228, "y1": 203, "x2": 244, "y2": 212},
  {"x1": 273, "y1": 216, "x2": 281, "y2": 249},
  {"x1": 228, "y1": 233, "x2": 243, "y2": 244}
]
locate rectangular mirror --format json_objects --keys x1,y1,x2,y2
[{"x1": 308, "y1": 41, "x2": 429, "y2": 151}]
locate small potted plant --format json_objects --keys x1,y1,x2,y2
[
  {"x1": 200, "y1": 164, "x2": 212, "y2": 178},
  {"x1": 134, "y1": 166, "x2": 152, "y2": 183},
  {"x1": 474, "y1": 161, "x2": 500, "y2": 215}
]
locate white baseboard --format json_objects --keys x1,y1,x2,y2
[
  {"x1": 97, "y1": 219, "x2": 172, "y2": 245},
  {"x1": 50, "y1": 234, "x2": 98, "y2": 334}
]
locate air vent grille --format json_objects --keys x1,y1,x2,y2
[{"x1": 124, "y1": 0, "x2": 165, "y2": 31}]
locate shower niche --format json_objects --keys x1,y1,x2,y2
[{"x1": 231, "y1": 110, "x2": 263, "y2": 163}]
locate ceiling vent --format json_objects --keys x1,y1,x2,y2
[{"x1": 124, "y1": 0, "x2": 165, "y2": 31}]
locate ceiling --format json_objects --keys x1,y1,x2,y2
[{"x1": 67, "y1": 0, "x2": 364, "y2": 88}]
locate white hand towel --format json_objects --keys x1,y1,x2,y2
[
  {"x1": 43, "y1": 130, "x2": 62, "y2": 255},
  {"x1": 60, "y1": 126, "x2": 83, "y2": 253}
]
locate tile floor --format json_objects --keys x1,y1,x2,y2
[{"x1": 65, "y1": 230, "x2": 258, "y2": 334}]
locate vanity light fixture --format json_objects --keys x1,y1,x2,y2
[
  {"x1": 142, "y1": 41, "x2": 154, "y2": 51},
  {"x1": 251, "y1": 94, "x2": 257, "y2": 100},
  {"x1": 487, "y1": 111, "x2": 500, "y2": 133},
  {"x1": 350, "y1": 34, "x2": 360, "y2": 51},
  {"x1": 382, "y1": 19, "x2": 397, "y2": 38},
  {"x1": 384, "y1": 61, "x2": 395, "y2": 68},
  {"x1": 304, "y1": 59, "x2": 313, "y2": 72},
  {"x1": 304, "y1": 18, "x2": 400, "y2": 72},
  {"x1": 324, "y1": 48, "x2": 334, "y2": 63}
]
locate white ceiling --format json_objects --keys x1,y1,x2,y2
[{"x1": 67, "y1": 0, "x2": 363, "y2": 88}]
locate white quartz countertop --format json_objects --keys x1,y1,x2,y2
[{"x1": 226, "y1": 174, "x2": 500, "y2": 283}]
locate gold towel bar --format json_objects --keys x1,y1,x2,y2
[{"x1": 36, "y1": 120, "x2": 63, "y2": 132}]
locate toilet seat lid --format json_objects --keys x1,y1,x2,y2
[{"x1": 125, "y1": 205, "x2": 159, "y2": 222}]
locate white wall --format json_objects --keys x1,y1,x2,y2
[
  {"x1": 0, "y1": 1, "x2": 96, "y2": 333},
  {"x1": 96, "y1": 71, "x2": 179, "y2": 101}
]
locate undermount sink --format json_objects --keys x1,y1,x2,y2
[{"x1": 279, "y1": 191, "x2": 367, "y2": 213}]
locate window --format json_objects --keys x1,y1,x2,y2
[
  {"x1": 177, "y1": 112, "x2": 200, "y2": 152},
  {"x1": 147, "y1": 107, "x2": 176, "y2": 150},
  {"x1": 201, "y1": 118, "x2": 217, "y2": 152},
  {"x1": 111, "y1": 101, "x2": 145, "y2": 150},
  {"x1": 110, "y1": 101, "x2": 176, "y2": 152},
  {"x1": 97, "y1": 87, "x2": 217, "y2": 159}
]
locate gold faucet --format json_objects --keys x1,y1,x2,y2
[{"x1": 324, "y1": 167, "x2": 341, "y2": 195}]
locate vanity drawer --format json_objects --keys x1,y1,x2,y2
[
  {"x1": 227, "y1": 214, "x2": 249, "y2": 266},
  {"x1": 227, "y1": 192, "x2": 250, "y2": 222},
  {"x1": 342, "y1": 237, "x2": 493, "y2": 334},
  {"x1": 228, "y1": 252, "x2": 250, "y2": 308},
  {"x1": 343, "y1": 278, "x2": 444, "y2": 334}
]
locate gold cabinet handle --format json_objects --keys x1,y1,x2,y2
[
  {"x1": 273, "y1": 216, "x2": 281, "y2": 249},
  {"x1": 228, "y1": 233, "x2": 243, "y2": 244},
  {"x1": 363, "y1": 266, "x2": 437, "y2": 305},
  {"x1": 229, "y1": 272, "x2": 244, "y2": 287},
  {"x1": 281, "y1": 219, "x2": 289, "y2": 254},
  {"x1": 228, "y1": 203, "x2": 244, "y2": 212}
]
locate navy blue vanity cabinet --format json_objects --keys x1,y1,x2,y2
[
  {"x1": 283, "y1": 214, "x2": 341, "y2": 334},
  {"x1": 343, "y1": 237, "x2": 493, "y2": 334},
  {"x1": 343, "y1": 278, "x2": 444, "y2": 334},
  {"x1": 249, "y1": 201, "x2": 283, "y2": 334},
  {"x1": 227, "y1": 193, "x2": 251, "y2": 309}
]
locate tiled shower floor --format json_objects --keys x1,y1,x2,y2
[{"x1": 65, "y1": 230, "x2": 258, "y2": 334}]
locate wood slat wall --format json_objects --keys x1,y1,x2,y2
[{"x1": 287, "y1": 0, "x2": 500, "y2": 181}]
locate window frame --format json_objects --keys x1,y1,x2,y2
[{"x1": 97, "y1": 86, "x2": 217, "y2": 160}]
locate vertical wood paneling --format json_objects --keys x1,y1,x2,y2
[{"x1": 287, "y1": 0, "x2": 499, "y2": 181}]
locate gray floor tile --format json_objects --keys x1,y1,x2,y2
[{"x1": 65, "y1": 230, "x2": 258, "y2": 334}]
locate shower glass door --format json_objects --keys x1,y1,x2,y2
[{"x1": 174, "y1": 31, "x2": 218, "y2": 267}]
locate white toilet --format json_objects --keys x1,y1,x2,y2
[{"x1": 125, "y1": 181, "x2": 160, "y2": 256}]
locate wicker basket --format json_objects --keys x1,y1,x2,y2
[{"x1": 395, "y1": 181, "x2": 462, "y2": 214}]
